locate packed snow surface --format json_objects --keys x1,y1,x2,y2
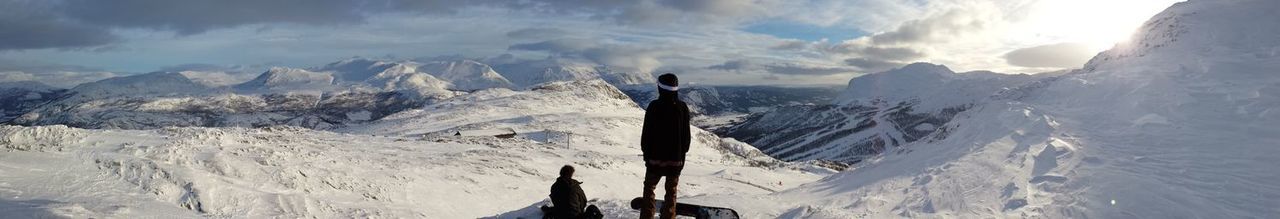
[{"x1": 3, "y1": 0, "x2": 1279, "y2": 218}]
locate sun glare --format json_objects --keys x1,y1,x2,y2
[{"x1": 1020, "y1": 0, "x2": 1182, "y2": 51}]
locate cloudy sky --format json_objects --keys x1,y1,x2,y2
[{"x1": 0, "y1": 0, "x2": 1180, "y2": 87}]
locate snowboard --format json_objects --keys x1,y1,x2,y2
[{"x1": 629, "y1": 197, "x2": 740, "y2": 219}]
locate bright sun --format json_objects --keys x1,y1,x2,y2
[{"x1": 1019, "y1": 0, "x2": 1183, "y2": 51}]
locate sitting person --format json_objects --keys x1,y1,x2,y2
[{"x1": 541, "y1": 165, "x2": 603, "y2": 219}]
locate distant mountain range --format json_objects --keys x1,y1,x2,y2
[
  {"x1": 0, "y1": 57, "x2": 836, "y2": 130},
  {"x1": 618, "y1": 84, "x2": 842, "y2": 117}
]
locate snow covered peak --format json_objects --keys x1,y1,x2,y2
[
  {"x1": 312, "y1": 58, "x2": 454, "y2": 94},
  {"x1": 493, "y1": 59, "x2": 603, "y2": 88},
  {"x1": 234, "y1": 67, "x2": 335, "y2": 92},
  {"x1": 836, "y1": 62, "x2": 1034, "y2": 111},
  {"x1": 891, "y1": 62, "x2": 954, "y2": 76},
  {"x1": 1084, "y1": 0, "x2": 1280, "y2": 72},
  {"x1": 367, "y1": 63, "x2": 454, "y2": 94},
  {"x1": 317, "y1": 58, "x2": 392, "y2": 82},
  {"x1": 528, "y1": 79, "x2": 632, "y2": 101},
  {"x1": 71, "y1": 72, "x2": 209, "y2": 97},
  {"x1": 839, "y1": 63, "x2": 953, "y2": 100},
  {"x1": 492, "y1": 59, "x2": 653, "y2": 89},
  {"x1": 418, "y1": 60, "x2": 514, "y2": 91},
  {"x1": 596, "y1": 66, "x2": 654, "y2": 86}
]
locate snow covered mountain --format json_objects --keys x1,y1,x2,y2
[
  {"x1": 595, "y1": 66, "x2": 653, "y2": 86},
  {"x1": 491, "y1": 59, "x2": 653, "y2": 89},
  {"x1": 313, "y1": 58, "x2": 455, "y2": 95},
  {"x1": 716, "y1": 0, "x2": 1280, "y2": 217},
  {"x1": 1, "y1": 58, "x2": 539, "y2": 130},
  {"x1": 720, "y1": 63, "x2": 1040, "y2": 163},
  {"x1": 492, "y1": 59, "x2": 603, "y2": 88},
  {"x1": 313, "y1": 58, "x2": 511, "y2": 92},
  {"x1": 621, "y1": 85, "x2": 841, "y2": 116},
  {"x1": 0, "y1": 79, "x2": 832, "y2": 218},
  {"x1": 0, "y1": 81, "x2": 65, "y2": 122},
  {"x1": 234, "y1": 67, "x2": 337, "y2": 92},
  {"x1": 7, "y1": 68, "x2": 454, "y2": 129},
  {"x1": 417, "y1": 60, "x2": 514, "y2": 91},
  {"x1": 1, "y1": 57, "x2": 668, "y2": 131},
  {"x1": 69, "y1": 72, "x2": 214, "y2": 98}
]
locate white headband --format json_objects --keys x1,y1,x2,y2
[{"x1": 657, "y1": 83, "x2": 679, "y2": 91}]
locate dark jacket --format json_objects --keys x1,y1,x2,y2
[
  {"x1": 549, "y1": 177, "x2": 587, "y2": 218},
  {"x1": 640, "y1": 89, "x2": 692, "y2": 163}
]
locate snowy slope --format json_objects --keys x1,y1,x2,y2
[
  {"x1": 1016, "y1": 0, "x2": 1280, "y2": 216},
  {"x1": 692, "y1": 102, "x2": 1075, "y2": 218},
  {"x1": 712, "y1": 0, "x2": 1280, "y2": 218},
  {"x1": 0, "y1": 80, "x2": 831, "y2": 218}
]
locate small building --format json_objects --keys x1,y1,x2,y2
[{"x1": 454, "y1": 127, "x2": 518, "y2": 139}]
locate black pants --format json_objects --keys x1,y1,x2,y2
[{"x1": 640, "y1": 165, "x2": 683, "y2": 219}]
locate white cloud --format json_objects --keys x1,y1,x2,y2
[
  {"x1": 843, "y1": 58, "x2": 906, "y2": 72},
  {"x1": 0, "y1": 71, "x2": 118, "y2": 88},
  {"x1": 0, "y1": 60, "x2": 121, "y2": 88}
]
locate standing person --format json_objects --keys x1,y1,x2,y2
[{"x1": 639, "y1": 73, "x2": 691, "y2": 219}]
